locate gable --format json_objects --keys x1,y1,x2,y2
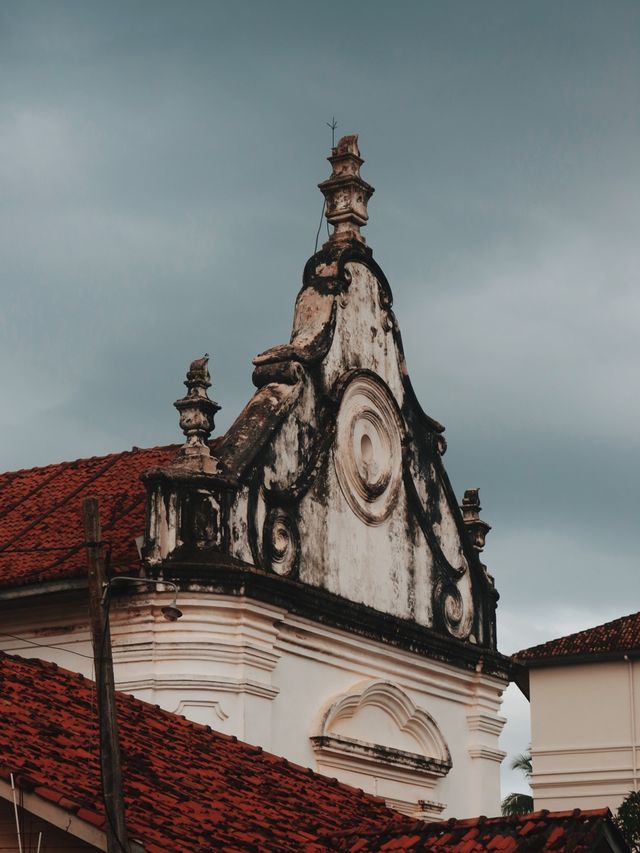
[
  {"x1": 144, "y1": 248, "x2": 497, "y2": 651},
  {"x1": 0, "y1": 135, "x2": 500, "y2": 665},
  {"x1": 142, "y1": 136, "x2": 498, "y2": 653},
  {"x1": 249, "y1": 250, "x2": 485, "y2": 636}
]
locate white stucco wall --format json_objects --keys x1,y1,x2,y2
[
  {"x1": 530, "y1": 659, "x2": 640, "y2": 812},
  {"x1": 246, "y1": 262, "x2": 474, "y2": 632},
  {"x1": 0, "y1": 589, "x2": 507, "y2": 821}
]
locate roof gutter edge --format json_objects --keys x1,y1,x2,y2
[
  {"x1": 0, "y1": 578, "x2": 88, "y2": 600},
  {"x1": 513, "y1": 648, "x2": 640, "y2": 671}
]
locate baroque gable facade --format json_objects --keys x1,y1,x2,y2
[{"x1": 0, "y1": 136, "x2": 509, "y2": 820}]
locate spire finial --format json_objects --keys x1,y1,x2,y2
[
  {"x1": 173, "y1": 355, "x2": 221, "y2": 474},
  {"x1": 317, "y1": 134, "x2": 375, "y2": 247}
]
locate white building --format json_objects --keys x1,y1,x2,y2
[
  {"x1": 514, "y1": 611, "x2": 640, "y2": 812},
  {"x1": 0, "y1": 135, "x2": 510, "y2": 820}
]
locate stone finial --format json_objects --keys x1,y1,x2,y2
[
  {"x1": 173, "y1": 354, "x2": 221, "y2": 474},
  {"x1": 461, "y1": 488, "x2": 492, "y2": 552},
  {"x1": 318, "y1": 134, "x2": 375, "y2": 247}
]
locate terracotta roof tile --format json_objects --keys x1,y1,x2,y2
[
  {"x1": 324, "y1": 809, "x2": 627, "y2": 852},
  {"x1": 515, "y1": 611, "x2": 640, "y2": 663},
  {"x1": 0, "y1": 445, "x2": 189, "y2": 589},
  {"x1": 0, "y1": 655, "x2": 629, "y2": 851},
  {"x1": 0, "y1": 652, "x2": 398, "y2": 852}
]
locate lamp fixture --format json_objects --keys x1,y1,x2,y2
[{"x1": 101, "y1": 576, "x2": 183, "y2": 621}]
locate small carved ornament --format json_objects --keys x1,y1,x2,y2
[
  {"x1": 264, "y1": 508, "x2": 299, "y2": 577},
  {"x1": 173, "y1": 354, "x2": 221, "y2": 474},
  {"x1": 461, "y1": 488, "x2": 491, "y2": 552}
]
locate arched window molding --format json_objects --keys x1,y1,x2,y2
[{"x1": 310, "y1": 680, "x2": 451, "y2": 818}]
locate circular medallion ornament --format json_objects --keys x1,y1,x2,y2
[
  {"x1": 264, "y1": 508, "x2": 299, "y2": 576},
  {"x1": 334, "y1": 375, "x2": 403, "y2": 525}
]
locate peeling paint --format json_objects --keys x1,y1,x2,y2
[{"x1": 142, "y1": 242, "x2": 497, "y2": 651}]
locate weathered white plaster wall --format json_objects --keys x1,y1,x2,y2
[
  {"x1": 322, "y1": 264, "x2": 405, "y2": 402},
  {"x1": 229, "y1": 260, "x2": 476, "y2": 632},
  {"x1": 0, "y1": 590, "x2": 506, "y2": 820},
  {"x1": 530, "y1": 659, "x2": 640, "y2": 811}
]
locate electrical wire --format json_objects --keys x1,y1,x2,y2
[
  {"x1": 314, "y1": 117, "x2": 337, "y2": 252},
  {"x1": 0, "y1": 630, "x2": 94, "y2": 660},
  {"x1": 314, "y1": 198, "x2": 326, "y2": 254}
]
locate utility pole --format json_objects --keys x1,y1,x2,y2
[{"x1": 83, "y1": 497, "x2": 131, "y2": 853}]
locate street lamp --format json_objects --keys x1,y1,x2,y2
[{"x1": 101, "y1": 576, "x2": 183, "y2": 621}]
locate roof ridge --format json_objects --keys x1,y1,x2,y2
[
  {"x1": 313, "y1": 804, "x2": 616, "y2": 849},
  {"x1": 0, "y1": 444, "x2": 180, "y2": 480}
]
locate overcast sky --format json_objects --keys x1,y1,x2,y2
[{"x1": 1, "y1": 0, "x2": 639, "y2": 798}]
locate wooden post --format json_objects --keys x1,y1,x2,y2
[{"x1": 83, "y1": 497, "x2": 131, "y2": 853}]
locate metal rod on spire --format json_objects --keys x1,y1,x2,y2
[{"x1": 326, "y1": 116, "x2": 337, "y2": 148}]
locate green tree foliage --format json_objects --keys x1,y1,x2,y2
[
  {"x1": 501, "y1": 750, "x2": 534, "y2": 816},
  {"x1": 616, "y1": 790, "x2": 640, "y2": 851},
  {"x1": 511, "y1": 752, "x2": 532, "y2": 777},
  {"x1": 501, "y1": 792, "x2": 535, "y2": 816}
]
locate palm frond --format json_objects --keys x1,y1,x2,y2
[
  {"x1": 510, "y1": 751, "x2": 532, "y2": 778},
  {"x1": 501, "y1": 792, "x2": 534, "y2": 817}
]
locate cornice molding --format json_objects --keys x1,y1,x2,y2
[
  {"x1": 115, "y1": 674, "x2": 279, "y2": 700},
  {"x1": 154, "y1": 561, "x2": 511, "y2": 680},
  {"x1": 467, "y1": 745, "x2": 507, "y2": 763}
]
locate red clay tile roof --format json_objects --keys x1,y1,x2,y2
[
  {"x1": 0, "y1": 446, "x2": 179, "y2": 589},
  {"x1": 0, "y1": 652, "x2": 399, "y2": 852},
  {"x1": 0, "y1": 653, "x2": 628, "y2": 852},
  {"x1": 515, "y1": 611, "x2": 640, "y2": 664},
  {"x1": 322, "y1": 809, "x2": 626, "y2": 852}
]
